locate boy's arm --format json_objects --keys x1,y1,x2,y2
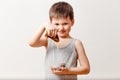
[
  {"x1": 52, "y1": 39, "x2": 90, "y2": 75},
  {"x1": 28, "y1": 26, "x2": 48, "y2": 47},
  {"x1": 69, "y1": 39, "x2": 90, "y2": 74}
]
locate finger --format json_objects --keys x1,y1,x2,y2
[
  {"x1": 47, "y1": 29, "x2": 53, "y2": 37},
  {"x1": 51, "y1": 29, "x2": 55, "y2": 37},
  {"x1": 47, "y1": 30, "x2": 50, "y2": 36},
  {"x1": 51, "y1": 67, "x2": 56, "y2": 72},
  {"x1": 49, "y1": 29, "x2": 57, "y2": 38},
  {"x1": 59, "y1": 67, "x2": 66, "y2": 71},
  {"x1": 51, "y1": 67, "x2": 54, "y2": 71},
  {"x1": 52, "y1": 29, "x2": 57, "y2": 38},
  {"x1": 54, "y1": 29, "x2": 58, "y2": 38}
]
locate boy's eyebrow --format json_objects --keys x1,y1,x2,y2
[{"x1": 63, "y1": 22, "x2": 68, "y2": 23}]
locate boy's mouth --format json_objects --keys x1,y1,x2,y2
[{"x1": 58, "y1": 31, "x2": 66, "y2": 34}]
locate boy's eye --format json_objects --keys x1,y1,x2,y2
[
  {"x1": 54, "y1": 23, "x2": 59, "y2": 26},
  {"x1": 63, "y1": 23, "x2": 68, "y2": 25}
]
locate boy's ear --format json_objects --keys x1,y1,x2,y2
[{"x1": 71, "y1": 19, "x2": 74, "y2": 26}]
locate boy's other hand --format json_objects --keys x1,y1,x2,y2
[{"x1": 51, "y1": 66, "x2": 68, "y2": 74}]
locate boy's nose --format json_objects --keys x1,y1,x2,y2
[{"x1": 58, "y1": 25, "x2": 64, "y2": 30}]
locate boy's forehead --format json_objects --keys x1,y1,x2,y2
[{"x1": 51, "y1": 16, "x2": 71, "y2": 21}]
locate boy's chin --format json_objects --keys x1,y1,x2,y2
[{"x1": 58, "y1": 34, "x2": 68, "y2": 38}]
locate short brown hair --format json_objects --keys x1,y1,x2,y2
[{"x1": 49, "y1": 1, "x2": 74, "y2": 21}]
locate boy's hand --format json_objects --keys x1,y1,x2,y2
[
  {"x1": 51, "y1": 66, "x2": 68, "y2": 74},
  {"x1": 43, "y1": 22, "x2": 59, "y2": 42},
  {"x1": 51, "y1": 63, "x2": 67, "y2": 74},
  {"x1": 44, "y1": 22, "x2": 58, "y2": 38}
]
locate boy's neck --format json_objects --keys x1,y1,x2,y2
[{"x1": 58, "y1": 35, "x2": 72, "y2": 41}]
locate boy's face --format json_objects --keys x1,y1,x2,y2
[{"x1": 51, "y1": 17, "x2": 74, "y2": 38}]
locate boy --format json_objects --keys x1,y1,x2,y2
[{"x1": 28, "y1": 1, "x2": 90, "y2": 80}]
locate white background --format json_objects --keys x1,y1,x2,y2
[{"x1": 0, "y1": 0, "x2": 120, "y2": 79}]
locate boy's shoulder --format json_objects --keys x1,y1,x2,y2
[
  {"x1": 73, "y1": 38, "x2": 82, "y2": 44},
  {"x1": 73, "y1": 38, "x2": 83, "y2": 47}
]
